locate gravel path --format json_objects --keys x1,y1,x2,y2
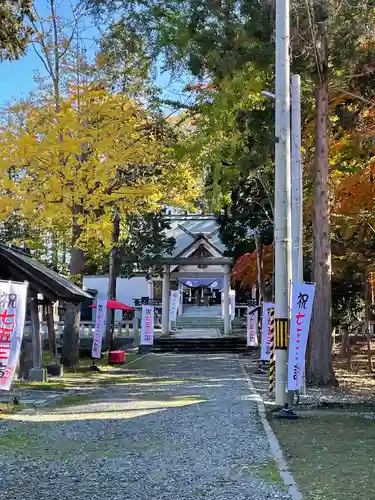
[{"x1": 0, "y1": 353, "x2": 291, "y2": 500}]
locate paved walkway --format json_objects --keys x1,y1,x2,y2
[
  {"x1": 0, "y1": 354, "x2": 291, "y2": 500},
  {"x1": 174, "y1": 328, "x2": 221, "y2": 338}
]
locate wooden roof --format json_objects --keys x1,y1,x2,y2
[{"x1": 0, "y1": 245, "x2": 92, "y2": 303}]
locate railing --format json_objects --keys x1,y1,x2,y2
[
  {"x1": 23, "y1": 320, "x2": 138, "y2": 339},
  {"x1": 134, "y1": 304, "x2": 248, "y2": 317},
  {"x1": 235, "y1": 305, "x2": 248, "y2": 318},
  {"x1": 133, "y1": 298, "x2": 162, "y2": 307}
]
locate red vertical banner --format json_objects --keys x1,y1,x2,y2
[{"x1": 0, "y1": 281, "x2": 28, "y2": 391}]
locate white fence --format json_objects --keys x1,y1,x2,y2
[
  {"x1": 23, "y1": 320, "x2": 138, "y2": 339},
  {"x1": 22, "y1": 306, "x2": 249, "y2": 340}
]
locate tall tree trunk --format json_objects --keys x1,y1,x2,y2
[
  {"x1": 105, "y1": 212, "x2": 120, "y2": 349},
  {"x1": 307, "y1": 21, "x2": 335, "y2": 385},
  {"x1": 62, "y1": 212, "x2": 85, "y2": 368}
]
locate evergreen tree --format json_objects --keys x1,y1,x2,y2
[
  {"x1": 85, "y1": 210, "x2": 176, "y2": 276},
  {"x1": 0, "y1": 0, "x2": 32, "y2": 60},
  {"x1": 218, "y1": 175, "x2": 273, "y2": 261}
]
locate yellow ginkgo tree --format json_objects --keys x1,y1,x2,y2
[{"x1": 0, "y1": 85, "x2": 199, "y2": 366}]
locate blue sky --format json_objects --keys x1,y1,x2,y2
[
  {"x1": 0, "y1": 50, "x2": 189, "y2": 106},
  {"x1": 0, "y1": 52, "x2": 42, "y2": 105},
  {"x1": 0, "y1": 0, "x2": 190, "y2": 107}
]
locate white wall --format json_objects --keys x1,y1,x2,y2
[{"x1": 83, "y1": 275, "x2": 149, "y2": 321}]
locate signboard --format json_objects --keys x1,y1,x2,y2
[
  {"x1": 0, "y1": 280, "x2": 28, "y2": 391},
  {"x1": 141, "y1": 304, "x2": 154, "y2": 345},
  {"x1": 169, "y1": 290, "x2": 180, "y2": 326},
  {"x1": 260, "y1": 302, "x2": 275, "y2": 361},
  {"x1": 229, "y1": 290, "x2": 236, "y2": 321},
  {"x1": 287, "y1": 283, "x2": 316, "y2": 391},
  {"x1": 92, "y1": 299, "x2": 106, "y2": 359},
  {"x1": 246, "y1": 306, "x2": 259, "y2": 347}
]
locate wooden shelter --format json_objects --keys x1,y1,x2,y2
[
  {"x1": 0, "y1": 244, "x2": 92, "y2": 371},
  {"x1": 0, "y1": 244, "x2": 92, "y2": 303}
]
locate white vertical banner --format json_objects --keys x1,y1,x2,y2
[
  {"x1": 221, "y1": 293, "x2": 224, "y2": 319},
  {"x1": 92, "y1": 299, "x2": 106, "y2": 359},
  {"x1": 229, "y1": 290, "x2": 236, "y2": 321},
  {"x1": 178, "y1": 281, "x2": 184, "y2": 315},
  {"x1": 247, "y1": 306, "x2": 259, "y2": 347},
  {"x1": 169, "y1": 290, "x2": 180, "y2": 329},
  {"x1": 141, "y1": 304, "x2": 154, "y2": 345},
  {"x1": 0, "y1": 280, "x2": 28, "y2": 391},
  {"x1": 260, "y1": 302, "x2": 275, "y2": 361},
  {"x1": 287, "y1": 283, "x2": 316, "y2": 391}
]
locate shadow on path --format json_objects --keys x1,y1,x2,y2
[{"x1": 0, "y1": 354, "x2": 290, "y2": 500}]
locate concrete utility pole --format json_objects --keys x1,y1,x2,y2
[
  {"x1": 291, "y1": 74, "x2": 305, "y2": 395},
  {"x1": 291, "y1": 74, "x2": 303, "y2": 286},
  {"x1": 274, "y1": 0, "x2": 292, "y2": 406}
]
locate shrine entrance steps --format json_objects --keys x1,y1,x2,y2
[{"x1": 152, "y1": 328, "x2": 246, "y2": 353}]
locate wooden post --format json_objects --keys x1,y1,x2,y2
[
  {"x1": 365, "y1": 278, "x2": 373, "y2": 373},
  {"x1": 47, "y1": 302, "x2": 57, "y2": 358},
  {"x1": 30, "y1": 295, "x2": 42, "y2": 369}
]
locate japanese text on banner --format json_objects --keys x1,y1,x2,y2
[
  {"x1": 141, "y1": 305, "x2": 154, "y2": 345},
  {"x1": 0, "y1": 281, "x2": 28, "y2": 391},
  {"x1": 230, "y1": 290, "x2": 236, "y2": 321},
  {"x1": 247, "y1": 306, "x2": 258, "y2": 347},
  {"x1": 92, "y1": 300, "x2": 106, "y2": 359},
  {"x1": 169, "y1": 291, "x2": 180, "y2": 325},
  {"x1": 287, "y1": 283, "x2": 316, "y2": 391}
]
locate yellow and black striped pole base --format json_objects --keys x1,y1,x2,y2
[
  {"x1": 269, "y1": 308, "x2": 275, "y2": 395},
  {"x1": 275, "y1": 318, "x2": 289, "y2": 349}
]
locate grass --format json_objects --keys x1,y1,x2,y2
[
  {"x1": 14, "y1": 351, "x2": 140, "y2": 390},
  {"x1": 0, "y1": 425, "x2": 120, "y2": 459},
  {"x1": 0, "y1": 401, "x2": 29, "y2": 417},
  {"x1": 256, "y1": 460, "x2": 284, "y2": 485},
  {"x1": 42, "y1": 350, "x2": 138, "y2": 371},
  {"x1": 270, "y1": 411, "x2": 375, "y2": 500},
  {"x1": 54, "y1": 393, "x2": 91, "y2": 408}
]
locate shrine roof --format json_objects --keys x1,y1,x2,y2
[{"x1": 165, "y1": 217, "x2": 226, "y2": 258}]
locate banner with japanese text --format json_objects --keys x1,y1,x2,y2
[
  {"x1": 169, "y1": 290, "x2": 180, "y2": 326},
  {"x1": 141, "y1": 305, "x2": 154, "y2": 345},
  {"x1": 287, "y1": 283, "x2": 316, "y2": 391},
  {"x1": 261, "y1": 302, "x2": 275, "y2": 361},
  {"x1": 0, "y1": 280, "x2": 28, "y2": 391},
  {"x1": 92, "y1": 299, "x2": 106, "y2": 359},
  {"x1": 247, "y1": 306, "x2": 259, "y2": 347},
  {"x1": 229, "y1": 290, "x2": 236, "y2": 321}
]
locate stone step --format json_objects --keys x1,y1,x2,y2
[
  {"x1": 177, "y1": 319, "x2": 224, "y2": 324},
  {"x1": 179, "y1": 318, "x2": 223, "y2": 321},
  {"x1": 176, "y1": 322, "x2": 224, "y2": 329},
  {"x1": 152, "y1": 336, "x2": 247, "y2": 353}
]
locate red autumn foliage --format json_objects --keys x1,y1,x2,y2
[
  {"x1": 232, "y1": 245, "x2": 274, "y2": 288},
  {"x1": 334, "y1": 163, "x2": 375, "y2": 215}
]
